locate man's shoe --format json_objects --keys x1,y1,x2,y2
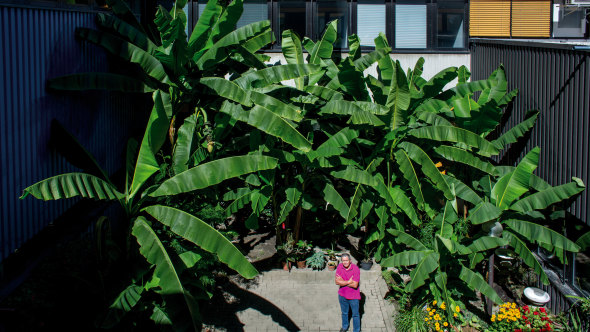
[{"x1": 339, "y1": 329, "x2": 347, "y2": 332}]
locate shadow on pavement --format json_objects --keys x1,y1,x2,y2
[{"x1": 201, "y1": 277, "x2": 300, "y2": 331}]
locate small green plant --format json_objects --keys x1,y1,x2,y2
[
  {"x1": 294, "y1": 240, "x2": 313, "y2": 261},
  {"x1": 306, "y1": 250, "x2": 326, "y2": 270},
  {"x1": 394, "y1": 303, "x2": 429, "y2": 332},
  {"x1": 277, "y1": 235, "x2": 296, "y2": 263}
]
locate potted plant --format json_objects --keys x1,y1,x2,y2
[
  {"x1": 306, "y1": 250, "x2": 326, "y2": 270},
  {"x1": 359, "y1": 243, "x2": 376, "y2": 271},
  {"x1": 294, "y1": 240, "x2": 313, "y2": 268},
  {"x1": 277, "y1": 236, "x2": 295, "y2": 271},
  {"x1": 325, "y1": 249, "x2": 338, "y2": 271}
]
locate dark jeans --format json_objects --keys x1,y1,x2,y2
[{"x1": 338, "y1": 295, "x2": 360, "y2": 332}]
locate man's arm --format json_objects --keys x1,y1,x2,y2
[
  {"x1": 347, "y1": 278, "x2": 359, "y2": 289},
  {"x1": 335, "y1": 274, "x2": 349, "y2": 286}
]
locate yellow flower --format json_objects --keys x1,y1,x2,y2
[
  {"x1": 443, "y1": 322, "x2": 448, "y2": 327},
  {"x1": 455, "y1": 306, "x2": 461, "y2": 313},
  {"x1": 429, "y1": 311, "x2": 434, "y2": 316},
  {"x1": 511, "y1": 303, "x2": 516, "y2": 309},
  {"x1": 425, "y1": 318, "x2": 428, "y2": 322},
  {"x1": 433, "y1": 300, "x2": 437, "y2": 306},
  {"x1": 453, "y1": 313, "x2": 458, "y2": 317},
  {"x1": 440, "y1": 304, "x2": 446, "y2": 310},
  {"x1": 436, "y1": 328, "x2": 441, "y2": 332},
  {"x1": 491, "y1": 315, "x2": 496, "y2": 322}
]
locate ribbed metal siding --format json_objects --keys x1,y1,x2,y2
[
  {"x1": 470, "y1": 40, "x2": 590, "y2": 227},
  {"x1": 0, "y1": 5, "x2": 148, "y2": 262}
]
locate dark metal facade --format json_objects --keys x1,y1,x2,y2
[
  {"x1": 470, "y1": 38, "x2": 590, "y2": 227},
  {"x1": 0, "y1": 4, "x2": 148, "y2": 263}
]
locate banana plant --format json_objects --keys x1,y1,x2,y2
[
  {"x1": 464, "y1": 147, "x2": 585, "y2": 285},
  {"x1": 380, "y1": 227, "x2": 507, "y2": 327},
  {"x1": 21, "y1": 89, "x2": 278, "y2": 330}
]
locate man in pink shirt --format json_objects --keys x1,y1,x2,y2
[{"x1": 335, "y1": 253, "x2": 360, "y2": 332}]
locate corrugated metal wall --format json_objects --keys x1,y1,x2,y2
[
  {"x1": 0, "y1": 5, "x2": 149, "y2": 263},
  {"x1": 470, "y1": 39, "x2": 590, "y2": 227}
]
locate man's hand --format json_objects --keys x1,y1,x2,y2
[{"x1": 335, "y1": 274, "x2": 349, "y2": 286}]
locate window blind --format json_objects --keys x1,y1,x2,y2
[
  {"x1": 511, "y1": 0, "x2": 551, "y2": 37},
  {"x1": 395, "y1": 4, "x2": 427, "y2": 49},
  {"x1": 357, "y1": 2, "x2": 386, "y2": 47},
  {"x1": 238, "y1": 0, "x2": 269, "y2": 28},
  {"x1": 469, "y1": 0, "x2": 511, "y2": 37}
]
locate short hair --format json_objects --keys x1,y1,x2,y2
[{"x1": 341, "y1": 253, "x2": 351, "y2": 260}]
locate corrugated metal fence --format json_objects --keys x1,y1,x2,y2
[
  {"x1": 470, "y1": 38, "x2": 590, "y2": 227},
  {"x1": 0, "y1": 4, "x2": 148, "y2": 263}
]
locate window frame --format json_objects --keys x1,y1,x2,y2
[{"x1": 185, "y1": 0, "x2": 470, "y2": 53}]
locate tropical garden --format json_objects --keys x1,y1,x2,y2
[{"x1": 7, "y1": 0, "x2": 590, "y2": 330}]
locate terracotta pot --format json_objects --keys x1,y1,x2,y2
[
  {"x1": 327, "y1": 262, "x2": 337, "y2": 271},
  {"x1": 296, "y1": 260, "x2": 307, "y2": 269},
  {"x1": 282, "y1": 261, "x2": 292, "y2": 271}
]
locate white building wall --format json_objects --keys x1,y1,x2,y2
[{"x1": 264, "y1": 53, "x2": 471, "y2": 87}]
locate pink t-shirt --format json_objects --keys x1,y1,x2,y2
[{"x1": 336, "y1": 263, "x2": 361, "y2": 300}]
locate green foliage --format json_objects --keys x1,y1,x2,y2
[{"x1": 306, "y1": 250, "x2": 326, "y2": 270}]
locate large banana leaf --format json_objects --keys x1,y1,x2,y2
[
  {"x1": 380, "y1": 250, "x2": 433, "y2": 268},
  {"x1": 405, "y1": 252, "x2": 440, "y2": 291},
  {"x1": 458, "y1": 265, "x2": 502, "y2": 304},
  {"x1": 309, "y1": 20, "x2": 338, "y2": 64},
  {"x1": 172, "y1": 113, "x2": 198, "y2": 175},
  {"x1": 509, "y1": 179, "x2": 585, "y2": 212},
  {"x1": 323, "y1": 183, "x2": 350, "y2": 220},
  {"x1": 576, "y1": 231, "x2": 590, "y2": 251},
  {"x1": 100, "y1": 284, "x2": 144, "y2": 328},
  {"x1": 247, "y1": 106, "x2": 312, "y2": 152},
  {"x1": 389, "y1": 187, "x2": 420, "y2": 226},
  {"x1": 416, "y1": 111, "x2": 453, "y2": 127},
  {"x1": 331, "y1": 167, "x2": 377, "y2": 186},
  {"x1": 467, "y1": 236, "x2": 507, "y2": 253},
  {"x1": 20, "y1": 173, "x2": 123, "y2": 201},
  {"x1": 196, "y1": 21, "x2": 271, "y2": 69},
  {"x1": 105, "y1": 0, "x2": 146, "y2": 37},
  {"x1": 208, "y1": 0, "x2": 244, "y2": 47},
  {"x1": 386, "y1": 61, "x2": 410, "y2": 130},
  {"x1": 281, "y1": 30, "x2": 305, "y2": 90},
  {"x1": 434, "y1": 146, "x2": 498, "y2": 176},
  {"x1": 150, "y1": 155, "x2": 278, "y2": 197},
  {"x1": 394, "y1": 149, "x2": 425, "y2": 211},
  {"x1": 442, "y1": 175, "x2": 483, "y2": 205},
  {"x1": 143, "y1": 205, "x2": 258, "y2": 278},
  {"x1": 129, "y1": 91, "x2": 170, "y2": 199},
  {"x1": 200, "y1": 77, "x2": 252, "y2": 106},
  {"x1": 388, "y1": 229, "x2": 428, "y2": 250},
  {"x1": 408, "y1": 126, "x2": 499, "y2": 157},
  {"x1": 248, "y1": 91, "x2": 303, "y2": 122},
  {"x1": 96, "y1": 12, "x2": 157, "y2": 54},
  {"x1": 492, "y1": 111, "x2": 539, "y2": 150},
  {"x1": 421, "y1": 67, "x2": 458, "y2": 98},
  {"x1": 504, "y1": 231, "x2": 549, "y2": 284},
  {"x1": 304, "y1": 85, "x2": 344, "y2": 101},
  {"x1": 398, "y1": 142, "x2": 453, "y2": 200},
  {"x1": 504, "y1": 219, "x2": 580, "y2": 252},
  {"x1": 353, "y1": 47, "x2": 391, "y2": 72},
  {"x1": 76, "y1": 28, "x2": 170, "y2": 84},
  {"x1": 491, "y1": 147, "x2": 539, "y2": 208},
  {"x1": 131, "y1": 217, "x2": 200, "y2": 327},
  {"x1": 224, "y1": 187, "x2": 253, "y2": 216},
  {"x1": 235, "y1": 64, "x2": 320, "y2": 89},
  {"x1": 188, "y1": 0, "x2": 222, "y2": 47},
  {"x1": 48, "y1": 73, "x2": 155, "y2": 93},
  {"x1": 468, "y1": 202, "x2": 502, "y2": 224},
  {"x1": 374, "y1": 33, "x2": 394, "y2": 88}
]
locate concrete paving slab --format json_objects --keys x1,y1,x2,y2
[{"x1": 202, "y1": 263, "x2": 397, "y2": 331}]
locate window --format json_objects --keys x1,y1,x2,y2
[
  {"x1": 469, "y1": 0, "x2": 552, "y2": 38},
  {"x1": 357, "y1": 0, "x2": 386, "y2": 48},
  {"x1": 188, "y1": 0, "x2": 469, "y2": 52},
  {"x1": 437, "y1": 0, "x2": 465, "y2": 48},
  {"x1": 395, "y1": 1, "x2": 427, "y2": 49}
]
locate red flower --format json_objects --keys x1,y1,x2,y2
[
  {"x1": 523, "y1": 305, "x2": 529, "y2": 311},
  {"x1": 533, "y1": 311, "x2": 539, "y2": 315},
  {"x1": 281, "y1": 223, "x2": 285, "y2": 229},
  {"x1": 540, "y1": 307, "x2": 546, "y2": 313},
  {"x1": 515, "y1": 329, "x2": 523, "y2": 332}
]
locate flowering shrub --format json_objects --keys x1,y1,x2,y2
[
  {"x1": 424, "y1": 300, "x2": 462, "y2": 331},
  {"x1": 486, "y1": 303, "x2": 554, "y2": 332}
]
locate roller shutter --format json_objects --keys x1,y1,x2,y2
[
  {"x1": 470, "y1": 0, "x2": 511, "y2": 37},
  {"x1": 511, "y1": 0, "x2": 551, "y2": 37}
]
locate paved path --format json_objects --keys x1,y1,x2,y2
[{"x1": 202, "y1": 263, "x2": 397, "y2": 332}]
